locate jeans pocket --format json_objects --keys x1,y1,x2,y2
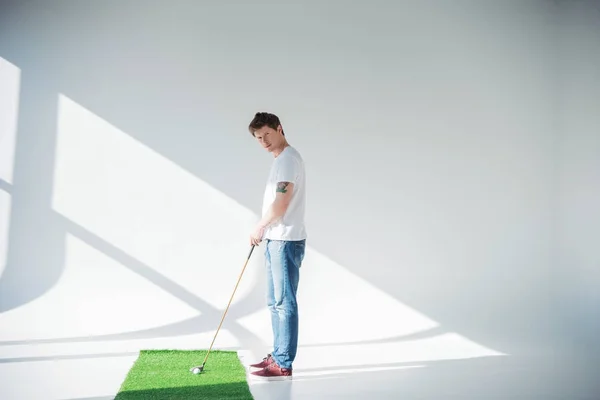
[{"x1": 293, "y1": 240, "x2": 305, "y2": 267}]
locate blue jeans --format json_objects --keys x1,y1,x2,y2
[{"x1": 265, "y1": 239, "x2": 305, "y2": 369}]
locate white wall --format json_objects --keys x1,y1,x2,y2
[
  {"x1": 554, "y1": 0, "x2": 600, "y2": 350},
  {"x1": 0, "y1": 0, "x2": 576, "y2": 369}
]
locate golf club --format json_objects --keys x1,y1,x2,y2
[{"x1": 190, "y1": 244, "x2": 256, "y2": 375}]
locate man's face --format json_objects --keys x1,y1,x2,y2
[{"x1": 253, "y1": 125, "x2": 283, "y2": 152}]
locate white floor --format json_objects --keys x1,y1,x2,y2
[
  {"x1": 240, "y1": 345, "x2": 599, "y2": 400},
  {"x1": 0, "y1": 336, "x2": 597, "y2": 400}
]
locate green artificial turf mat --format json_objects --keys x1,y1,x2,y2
[{"x1": 115, "y1": 350, "x2": 254, "y2": 399}]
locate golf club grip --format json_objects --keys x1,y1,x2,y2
[{"x1": 248, "y1": 244, "x2": 255, "y2": 259}]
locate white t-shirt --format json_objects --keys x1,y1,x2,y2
[{"x1": 262, "y1": 145, "x2": 307, "y2": 241}]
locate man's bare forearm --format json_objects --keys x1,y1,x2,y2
[
  {"x1": 257, "y1": 182, "x2": 292, "y2": 229},
  {"x1": 258, "y1": 198, "x2": 287, "y2": 228}
]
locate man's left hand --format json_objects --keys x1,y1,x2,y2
[{"x1": 250, "y1": 225, "x2": 265, "y2": 246}]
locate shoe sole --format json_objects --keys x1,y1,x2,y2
[{"x1": 249, "y1": 374, "x2": 293, "y2": 381}]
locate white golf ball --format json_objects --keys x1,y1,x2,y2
[{"x1": 192, "y1": 368, "x2": 201, "y2": 374}]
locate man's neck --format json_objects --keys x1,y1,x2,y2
[{"x1": 272, "y1": 142, "x2": 289, "y2": 157}]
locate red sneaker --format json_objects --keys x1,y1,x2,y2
[
  {"x1": 249, "y1": 354, "x2": 274, "y2": 369},
  {"x1": 250, "y1": 362, "x2": 292, "y2": 381}
]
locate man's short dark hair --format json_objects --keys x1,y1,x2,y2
[{"x1": 248, "y1": 112, "x2": 285, "y2": 136}]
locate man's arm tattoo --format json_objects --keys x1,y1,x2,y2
[{"x1": 276, "y1": 182, "x2": 290, "y2": 193}]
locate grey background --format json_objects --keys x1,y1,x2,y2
[{"x1": 0, "y1": 1, "x2": 598, "y2": 397}]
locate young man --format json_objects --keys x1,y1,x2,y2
[{"x1": 247, "y1": 112, "x2": 307, "y2": 380}]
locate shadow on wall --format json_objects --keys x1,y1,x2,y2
[
  {"x1": 0, "y1": 0, "x2": 559, "y2": 356},
  {"x1": 0, "y1": 62, "x2": 67, "y2": 314}
]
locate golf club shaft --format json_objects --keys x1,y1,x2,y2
[{"x1": 201, "y1": 244, "x2": 255, "y2": 367}]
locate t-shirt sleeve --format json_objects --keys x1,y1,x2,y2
[{"x1": 275, "y1": 156, "x2": 300, "y2": 184}]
